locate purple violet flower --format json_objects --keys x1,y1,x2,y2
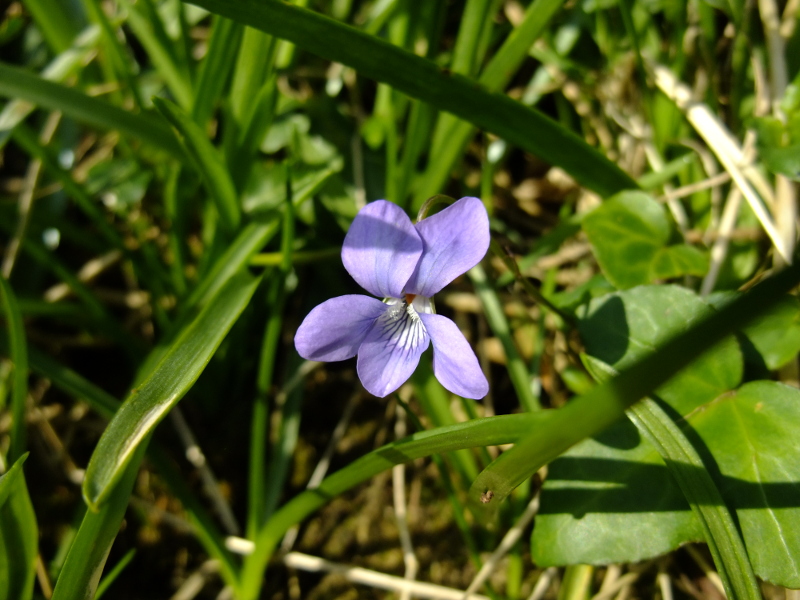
[{"x1": 294, "y1": 197, "x2": 490, "y2": 399}]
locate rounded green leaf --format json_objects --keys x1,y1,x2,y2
[
  {"x1": 582, "y1": 191, "x2": 670, "y2": 289},
  {"x1": 578, "y1": 285, "x2": 743, "y2": 414},
  {"x1": 689, "y1": 381, "x2": 800, "y2": 587}
]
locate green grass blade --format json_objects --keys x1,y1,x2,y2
[
  {"x1": 467, "y1": 260, "x2": 800, "y2": 508},
  {"x1": 630, "y1": 398, "x2": 761, "y2": 599},
  {"x1": 186, "y1": 219, "x2": 279, "y2": 310},
  {"x1": 418, "y1": 0, "x2": 565, "y2": 208},
  {"x1": 240, "y1": 411, "x2": 556, "y2": 600},
  {"x1": 0, "y1": 61, "x2": 184, "y2": 159},
  {"x1": 584, "y1": 356, "x2": 761, "y2": 600},
  {"x1": 0, "y1": 277, "x2": 28, "y2": 464},
  {"x1": 21, "y1": 0, "x2": 80, "y2": 52},
  {"x1": 470, "y1": 265, "x2": 540, "y2": 411},
  {"x1": 0, "y1": 24, "x2": 101, "y2": 150},
  {"x1": 120, "y1": 0, "x2": 193, "y2": 109},
  {"x1": 51, "y1": 444, "x2": 146, "y2": 600},
  {"x1": 0, "y1": 340, "x2": 242, "y2": 591},
  {"x1": 0, "y1": 454, "x2": 38, "y2": 600},
  {"x1": 153, "y1": 97, "x2": 241, "y2": 231},
  {"x1": 191, "y1": 16, "x2": 243, "y2": 124},
  {"x1": 82, "y1": 270, "x2": 261, "y2": 509},
  {"x1": 183, "y1": 0, "x2": 636, "y2": 198},
  {"x1": 94, "y1": 549, "x2": 135, "y2": 600},
  {"x1": 249, "y1": 195, "x2": 294, "y2": 536}
]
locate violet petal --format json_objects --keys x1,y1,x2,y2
[
  {"x1": 419, "y1": 313, "x2": 488, "y2": 399},
  {"x1": 295, "y1": 295, "x2": 386, "y2": 361},
  {"x1": 341, "y1": 200, "x2": 423, "y2": 298},
  {"x1": 405, "y1": 197, "x2": 490, "y2": 297},
  {"x1": 357, "y1": 302, "x2": 430, "y2": 397}
]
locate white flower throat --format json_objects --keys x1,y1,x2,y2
[{"x1": 378, "y1": 294, "x2": 434, "y2": 350}]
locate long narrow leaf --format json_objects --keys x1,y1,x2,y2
[
  {"x1": 183, "y1": 0, "x2": 636, "y2": 198},
  {"x1": 0, "y1": 454, "x2": 37, "y2": 600},
  {"x1": 153, "y1": 97, "x2": 241, "y2": 231},
  {"x1": 0, "y1": 25, "x2": 102, "y2": 149},
  {"x1": 0, "y1": 62, "x2": 184, "y2": 159},
  {"x1": 51, "y1": 445, "x2": 146, "y2": 600},
  {"x1": 82, "y1": 270, "x2": 261, "y2": 509},
  {"x1": 0, "y1": 277, "x2": 28, "y2": 463}
]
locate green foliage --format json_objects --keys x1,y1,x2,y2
[
  {"x1": 1, "y1": 0, "x2": 799, "y2": 597},
  {"x1": 583, "y1": 192, "x2": 708, "y2": 289},
  {"x1": 0, "y1": 455, "x2": 37, "y2": 600}
]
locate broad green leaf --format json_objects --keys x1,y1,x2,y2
[
  {"x1": 577, "y1": 285, "x2": 742, "y2": 414},
  {"x1": 651, "y1": 245, "x2": 709, "y2": 279},
  {"x1": 238, "y1": 263, "x2": 800, "y2": 600},
  {"x1": 153, "y1": 97, "x2": 241, "y2": 232},
  {"x1": 0, "y1": 62, "x2": 184, "y2": 159},
  {"x1": 741, "y1": 295, "x2": 800, "y2": 369},
  {"x1": 709, "y1": 292, "x2": 800, "y2": 370},
  {"x1": 82, "y1": 270, "x2": 261, "y2": 509},
  {"x1": 531, "y1": 418, "x2": 702, "y2": 565},
  {"x1": 466, "y1": 265, "x2": 797, "y2": 518},
  {"x1": 689, "y1": 381, "x2": 800, "y2": 587},
  {"x1": 182, "y1": 0, "x2": 637, "y2": 199},
  {"x1": 0, "y1": 454, "x2": 38, "y2": 600},
  {"x1": 582, "y1": 191, "x2": 670, "y2": 289},
  {"x1": 578, "y1": 358, "x2": 760, "y2": 600},
  {"x1": 51, "y1": 446, "x2": 145, "y2": 600},
  {"x1": 0, "y1": 276, "x2": 28, "y2": 463}
]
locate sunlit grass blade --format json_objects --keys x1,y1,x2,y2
[
  {"x1": 0, "y1": 25, "x2": 101, "y2": 150},
  {"x1": 183, "y1": 0, "x2": 637, "y2": 198},
  {"x1": 0, "y1": 61, "x2": 184, "y2": 159},
  {"x1": 0, "y1": 339, "x2": 242, "y2": 591},
  {"x1": 82, "y1": 270, "x2": 261, "y2": 509},
  {"x1": 240, "y1": 412, "x2": 556, "y2": 600},
  {"x1": 153, "y1": 97, "x2": 241, "y2": 231},
  {"x1": 186, "y1": 219, "x2": 279, "y2": 310},
  {"x1": 468, "y1": 260, "x2": 800, "y2": 508},
  {"x1": 0, "y1": 276, "x2": 28, "y2": 464},
  {"x1": 0, "y1": 454, "x2": 37, "y2": 600},
  {"x1": 51, "y1": 444, "x2": 146, "y2": 600}
]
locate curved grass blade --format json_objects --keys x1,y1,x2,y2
[
  {"x1": 182, "y1": 0, "x2": 636, "y2": 198},
  {"x1": 0, "y1": 454, "x2": 37, "y2": 600},
  {"x1": 467, "y1": 260, "x2": 800, "y2": 507},
  {"x1": 0, "y1": 339, "x2": 242, "y2": 591},
  {"x1": 0, "y1": 276, "x2": 28, "y2": 464},
  {"x1": 0, "y1": 61, "x2": 184, "y2": 159},
  {"x1": 51, "y1": 444, "x2": 145, "y2": 600},
  {"x1": 82, "y1": 270, "x2": 261, "y2": 509},
  {"x1": 584, "y1": 356, "x2": 761, "y2": 600},
  {"x1": 153, "y1": 97, "x2": 241, "y2": 231},
  {"x1": 239, "y1": 411, "x2": 556, "y2": 599}
]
